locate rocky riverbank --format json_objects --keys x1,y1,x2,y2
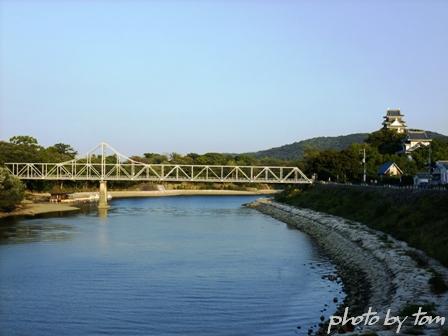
[{"x1": 246, "y1": 198, "x2": 448, "y2": 336}]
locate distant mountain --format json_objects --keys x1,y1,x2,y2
[
  {"x1": 248, "y1": 133, "x2": 369, "y2": 160},
  {"x1": 426, "y1": 131, "x2": 448, "y2": 140},
  {"x1": 248, "y1": 131, "x2": 448, "y2": 160}
]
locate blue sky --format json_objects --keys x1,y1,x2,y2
[{"x1": 0, "y1": 0, "x2": 447, "y2": 155}]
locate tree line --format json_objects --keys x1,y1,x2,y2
[
  {"x1": 303, "y1": 129, "x2": 448, "y2": 183},
  {"x1": 1, "y1": 131, "x2": 448, "y2": 211}
]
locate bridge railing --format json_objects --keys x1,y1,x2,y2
[
  {"x1": 4, "y1": 162, "x2": 312, "y2": 184},
  {"x1": 4, "y1": 142, "x2": 312, "y2": 184}
]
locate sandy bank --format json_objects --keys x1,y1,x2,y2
[
  {"x1": 247, "y1": 198, "x2": 448, "y2": 336},
  {"x1": 0, "y1": 202, "x2": 80, "y2": 219}
]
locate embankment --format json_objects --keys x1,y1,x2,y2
[
  {"x1": 247, "y1": 198, "x2": 448, "y2": 335},
  {"x1": 277, "y1": 184, "x2": 448, "y2": 267}
]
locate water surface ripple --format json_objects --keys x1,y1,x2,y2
[{"x1": 0, "y1": 196, "x2": 344, "y2": 336}]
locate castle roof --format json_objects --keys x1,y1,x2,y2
[
  {"x1": 386, "y1": 109, "x2": 402, "y2": 117},
  {"x1": 406, "y1": 130, "x2": 432, "y2": 141}
]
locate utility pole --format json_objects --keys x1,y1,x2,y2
[
  {"x1": 361, "y1": 147, "x2": 367, "y2": 184},
  {"x1": 428, "y1": 144, "x2": 432, "y2": 184}
]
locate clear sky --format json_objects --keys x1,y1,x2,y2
[{"x1": 0, "y1": 0, "x2": 447, "y2": 155}]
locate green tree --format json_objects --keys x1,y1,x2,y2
[
  {"x1": 365, "y1": 129, "x2": 406, "y2": 154},
  {"x1": 431, "y1": 139, "x2": 448, "y2": 162},
  {"x1": 0, "y1": 167, "x2": 25, "y2": 211},
  {"x1": 9, "y1": 135, "x2": 39, "y2": 146},
  {"x1": 143, "y1": 153, "x2": 168, "y2": 164},
  {"x1": 48, "y1": 143, "x2": 77, "y2": 158}
]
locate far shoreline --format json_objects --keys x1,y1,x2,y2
[
  {"x1": 108, "y1": 189, "x2": 279, "y2": 199},
  {"x1": 0, "y1": 189, "x2": 279, "y2": 219}
]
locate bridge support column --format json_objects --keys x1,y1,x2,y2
[{"x1": 98, "y1": 180, "x2": 109, "y2": 209}]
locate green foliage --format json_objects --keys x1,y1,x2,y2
[
  {"x1": 248, "y1": 130, "x2": 447, "y2": 183},
  {"x1": 249, "y1": 131, "x2": 448, "y2": 161},
  {"x1": 47, "y1": 143, "x2": 77, "y2": 158},
  {"x1": 0, "y1": 135, "x2": 297, "y2": 192},
  {"x1": 0, "y1": 138, "x2": 77, "y2": 165},
  {"x1": 298, "y1": 130, "x2": 448, "y2": 183},
  {"x1": 365, "y1": 129, "x2": 406, "y2": 154},
  {"x1": 142, "y1": 153, "x2": 169, "y2": 164},
  {"x1": 1, "y1": 131, "x2": 447, "y2": 191},
  {"x1": 278, "y1": 185, "x2": 448, "y2": 266},
  {"x1": 431, "y1": 139, "x2": 448, "y2": 161},
  {"x1": 248, "y1": 133, "x2": 369, "y2": 160},
  {"x1": 9, "y1": 135, "x2": 38, "y2": 146},
  {"x1": 0, "y1": 167, "x2": 25, "y2": 211}
]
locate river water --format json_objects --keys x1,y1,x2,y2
[{"x1": 0, "y1": 196, "x2": 344, "y2": 336}]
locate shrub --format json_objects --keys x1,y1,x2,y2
[{"x1": 0, "y1": 167, "x2": 25, "y2": 211}]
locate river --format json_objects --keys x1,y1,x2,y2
[{"x1": 0, "y1": 195, "x2": 344, "y2": 336}]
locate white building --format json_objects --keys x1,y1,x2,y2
[
  {"x1": 377, "y1": 161, "x2": 403, "y2": 177},
  {"x1": 434, "y1": 161, "x2": 448, "y2": 185},
  {"x1": 414, "y1": 172, "x2": 431, "y2": 187},
  {"x1": 402, "y1": 130, "x2": 432, "y2": 154}
]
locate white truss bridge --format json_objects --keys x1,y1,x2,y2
[{"x1": 5, "y1": 142, "x2": 312, "y2": 184}]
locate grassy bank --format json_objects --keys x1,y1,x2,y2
[{"x1": 276, "y1": 184, "x2": 448, "y2": 267}]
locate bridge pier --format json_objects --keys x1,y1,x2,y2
[{"x1": 98, "y1": 180, "x2": 109, "y2": 209}]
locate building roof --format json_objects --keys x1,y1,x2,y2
[
  {"x1": 406, "y1": 130, "x2": 432, "y2": 141},
  {"x1": 386, "y1": 109, "x2": 402, "y2": 117},
  {"x1": 378, "y1": 161, "x2": 403, "y2": 175}
]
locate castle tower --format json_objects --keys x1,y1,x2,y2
[{"x1": 382, "y1": 109, "x2": 407, "y2": 133}]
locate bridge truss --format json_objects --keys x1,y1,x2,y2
[{"x1": 5, "y1": 142, "x2": 312, "y2": 184}]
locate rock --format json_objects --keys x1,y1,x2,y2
[{"x1": 245, "y1": 199, "x2": 448, "y2": 336}]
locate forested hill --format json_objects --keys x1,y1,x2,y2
[
  {"x1": 248, "y1": 131, "x2": 448, "y2": 160},
  {"x1": 247, "y1": 133, "x2": 369, "y2": 160}
]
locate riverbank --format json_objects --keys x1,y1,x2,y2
[
  {"x1": 277, "y1": 184, "x2": 448, "y2": 267},
  {"x1": 0, "y1": 202, "x2": 80, "y2": 219},
  {"x1": 247, "y1": 198, "x2": 448, "y2": 336}
]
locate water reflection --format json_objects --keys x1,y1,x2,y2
[
  {"x1": 98, "y1": 207, "x2": 108, "y2": 219},
  {"x1": 0, "y1": 204, "x2": 97, "y2": 244},
  {"x1": 0, "y1": 220, "x2": 73, "y2": 244}
]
